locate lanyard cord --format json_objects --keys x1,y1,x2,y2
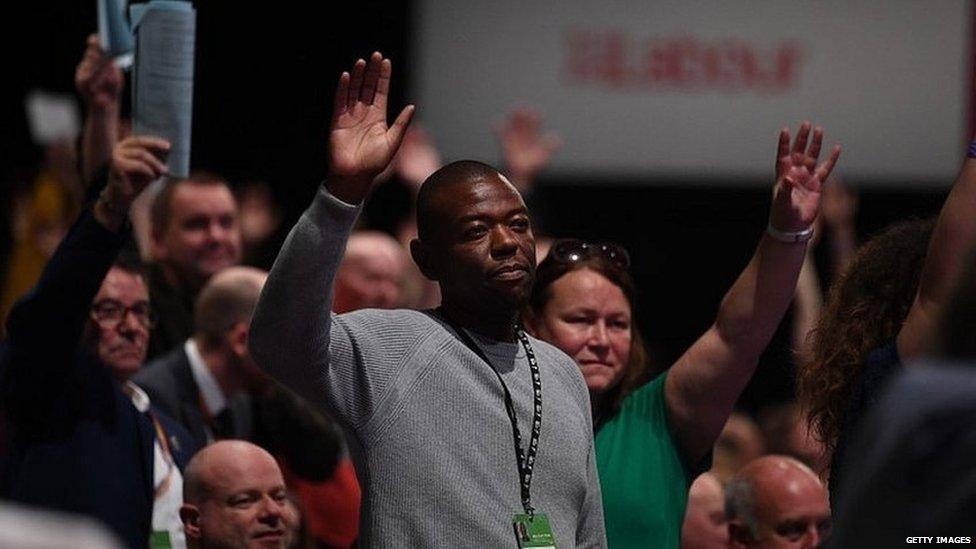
[{"x1": 437, "y1": 308, "x2": 543, "y2": 517}]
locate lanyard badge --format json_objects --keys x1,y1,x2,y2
[
  {"x1": 514, "y1": 512, "x2": 557, "y2": 548},
  {"x1": 438, "y1": 309, "x2": 556, "y2": 548}
]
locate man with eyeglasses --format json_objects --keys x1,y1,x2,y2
[{"x1": 0, "y1": 136, "x2": 199, "y2": 549}]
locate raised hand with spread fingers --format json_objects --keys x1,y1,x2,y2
[
  {"x1": 327, "y1": 52, "x2": 415, "y2": 205},
  {"x1": 770, "y1": 122, "x2": 842, "y2": 235}
]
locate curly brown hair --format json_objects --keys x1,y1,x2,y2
[{"x1": 798, "y1": 217, "x2": 935, "y2": 453}]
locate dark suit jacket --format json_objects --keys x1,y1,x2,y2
[
  {"x1": 133, "y1": 345, "x2": 254, "y2": 449},
  {"x1": 0, "y1": 208, "x2": 199, "y2": 549},
  {"x1": 135, "y1": 345, "x2": 343, "y2": 482}
]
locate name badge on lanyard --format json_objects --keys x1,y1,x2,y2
[{"x1": 514, "y1": 512, "x2": 557, "y2": 548}]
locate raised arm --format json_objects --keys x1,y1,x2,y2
[
  {"x1": 1, "y1": 136, "x2": 167, "y2": 418},
  {"x1": 248, "y1": 53, "x2": 413, "y2": 420},
  {"x1": 75, "y1": 34, "x2": 124, "y2": 186},
  {"x1": 665, "y1": 123, "x2": 841, "y2": 465},
  {"x1": 896, "y1": 138, "x2": 976, "y2": 360}
]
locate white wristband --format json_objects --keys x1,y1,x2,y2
[{"x1": 766, "y1": 222, "x2": 813, "y2": 243}]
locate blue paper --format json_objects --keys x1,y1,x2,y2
[
  {"x1": 130, "y1": 0, "x2": 196, "y2": 178},
  {"x1": 97, "y1": 0, "x2": 134, "y2": 68}
]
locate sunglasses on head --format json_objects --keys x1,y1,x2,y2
[{"x1": 548, "y1": 239, "x2": 631, "y2": 270}]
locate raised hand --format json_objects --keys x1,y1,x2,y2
[
  {"x1": 328, "y1": 52, "x2": 415, "y2": 204},
  {"x1": 75, "y1": 34, "x2": 124, "y2": 111},
  {"x1": 769, "y1": 122, "x2": 841, "y2": 233},
  {"x1": 107, "y1": 136, "x2": 170, "y2": 205},
  {"x1": 495, "y1": 107, "x2": 561, "y2": 191}
]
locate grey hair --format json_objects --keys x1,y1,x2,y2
[{"x1": 725, "y1": 476, "x2": 760, "y2": 540}]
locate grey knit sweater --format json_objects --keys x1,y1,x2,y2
[{"x1": 250, "y1": 186, "x2": 607, "y2": 548}]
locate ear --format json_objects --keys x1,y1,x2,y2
[
  {"x1": 409, "y1": 238, "x2": 439, "y2": 282},
  {"x1": 180, "y1": 504, "x2": 201, "y2": 539},
  {"x1": 728, "y1": 520, "x2": 753, "y2": 548},
  {"x1": 228, "y1": 322, "x2": 249, "y2": 359}
]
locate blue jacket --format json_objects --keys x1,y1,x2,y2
[{"x1": 0, "y1": 208, "x2": 198, "y2": 549}]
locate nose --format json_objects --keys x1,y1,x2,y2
[
  {"x1": 803, "y1": 525, "x2": 821, "y2": 549},
  {"x1": 489, "y1": 225, "x2": 518, "y2": 258},
  {"x1": 118, "y1": 308, "x2": 144, "y2": 335},
  {"x1": 206, "y1": 220, "x2": 226, "y2": 242},
  {"x1": 257, "y1": 495, "x2": 284, "y2": 523},
  {"x1": 587, "y1": 321, "x2": 610, "y2": 349}
]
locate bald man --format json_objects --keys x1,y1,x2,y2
[
  {"x1": 333, "y1": 230, "x2": 406, "y2": 313},
  {"x1": 725, "y1": 456, "x2": 830, "y2": 549},
  {"x1": 180, "y1": 440, "x2": 299, "y2": 549}
]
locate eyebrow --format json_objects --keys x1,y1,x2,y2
[{"x1": 455, "y1": 207, "x2": 529, "y2": 225}]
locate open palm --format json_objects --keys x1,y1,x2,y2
[
  {"x1": 329, "y1": 53, "x2": 414, "y2": 187},
  {"x1": 770, "y1": 122, "x2": 841, "y2": 232}
]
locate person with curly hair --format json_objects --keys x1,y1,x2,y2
[
  {"x1": 523, "y1": 122, "x2": 841, "y2": 548},
  {"x1": 799, "y1": 136, "x2": 976, "y2": 509}
]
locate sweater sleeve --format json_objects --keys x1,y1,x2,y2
[
  {"x1": 249, "y1": 185, "x2": 400, "y2": 428},
  {"x1": 577, "y1": 438, "x2": 608, "y2": 548}
]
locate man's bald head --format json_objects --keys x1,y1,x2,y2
[
  {"x1": 194, "y1": 266, "x2": 268, "y2": 348},
  {"x1": 181, "y1": 440, "x2": 297, "y2": 549},
  {"x1": 183, "y1": 440, "x2": 278, "y2": 504},
  {"x1": 334, "y1": 231, "x2": 406, "y2": 313},
  {"x1": 726, "y1": 455, "x2": 830, "y2": 548},
  {"x1": 415, "y1": 160, "x2": 516, "y2": 244}
]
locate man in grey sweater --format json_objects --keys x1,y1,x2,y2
[{"x1": 249, "y1": 53, "x2": 606, "y2": 547}]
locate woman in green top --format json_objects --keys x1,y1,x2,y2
[{"x1": 522, "y1": 122, "x2": 840, "y2": 548}]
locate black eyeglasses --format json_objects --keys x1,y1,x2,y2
[
  {"x1": 549, "y1": 239, "x2": 631, "y2": 270},
  {"x1": 90, "y1": 299, "x2": 155, "y2": 329}
]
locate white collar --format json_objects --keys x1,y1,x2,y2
[
  {"x1": 185, "y1": 338, "x2": 228, "y2": 417},
  {"x1": 123, "y1": 381, "x2": 152, "y2": 413}
]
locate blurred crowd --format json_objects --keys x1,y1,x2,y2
[{"x1": 1, "y1": 35, "x2": 975, "y2": 549}]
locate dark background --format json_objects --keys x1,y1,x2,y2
[{"x1": 5, "y1": 1, "x2": 954, "y2": 413}]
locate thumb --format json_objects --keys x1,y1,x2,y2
[{"x1": 386, "y1": 105, "x2": 416, "y2": 153}]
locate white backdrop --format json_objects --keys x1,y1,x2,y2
[{"x1": 412, "y1": 0, "x2": 969, "y2": 185}]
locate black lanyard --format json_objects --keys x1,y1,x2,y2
[{"x1": 438, "y1": 309, "x2": 543, "y2": 517}]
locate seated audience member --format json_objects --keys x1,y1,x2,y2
[
  {"x1": 523, "y1": 123, "x2": 840, "y2": 548},
  {"x1": 147, "y1": 171, "x2": 242, "y2": 358},
  {"x1": 711, "y1": 413, "x2": 766, "y2": 485},
  {"x1": 251, "y1": 53, "x2": 606, "y2": 546},
  {"x1": 826, "y1": 260, "x2": 976, "y2": 546},
  {"x1": 333, "y1": 230, "x2": 407, "y2": 313},
  {"x1": 134, "y1": 267, "x2": 341, "y2": 475},
  {"x1": 801, "y1": 131, "x2": 976, "y2": 508},
  {"x1": 181, "y1": 440, "x2": 299, "y2": 549},
  {"x1": 681, "y1": 472, "x2": 729, "y2": 549},
  {"x1": 725, "y1": 456, "x2": 830, "y2": 549},
  {"x1": 0, "y1": 136, "x2": 198, "y2": 548}
]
